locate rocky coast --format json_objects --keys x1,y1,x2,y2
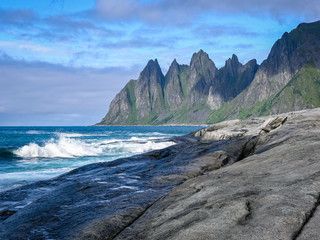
[{"x1": 1, "y1": 108, "x2": 320, "y2": 239}]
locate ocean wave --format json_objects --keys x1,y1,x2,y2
[
  {"x1": 0, "y1": 147, "x2": 16, "y2": 159},
  {"x1": 13, "y1": 135, "x2": 176, "y2": 159},
  {"x1": 13, "y1": 137, "x2": 103, "y2": 158}
]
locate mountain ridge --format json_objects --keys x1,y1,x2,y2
[{"x1": 97, "y1": 20, "x2": 320, "y2": 126}]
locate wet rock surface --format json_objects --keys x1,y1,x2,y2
[{"x1": 1, "y1": 108, "x2": 320, "y2": 239}]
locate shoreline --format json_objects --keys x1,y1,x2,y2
[{"x1": 1, "y1": 108, "x2": 320, "y2": 239}]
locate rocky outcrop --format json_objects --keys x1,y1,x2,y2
[
  {"x1": 187, "y1": 50, "x2": 218, "y2": 107},
  {"x1": 163, "y1": 59, "x2": 186, "y2": 111},
  {"x1": 115, "y1": 108, "x2": 320, "y2": 240},
  {"x1": 134, "y1": 59, "x2": 165, "y2": 120},
  {"x1": 2, "y1": 108, "x2": 320, "y2": 239},
  {"x1": 193, "y1": 116, "x2": 287, "y2": 141}
]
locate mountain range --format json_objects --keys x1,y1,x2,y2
[{"x1": 97, "y1": 20, "x2": 320, "y2": 125}]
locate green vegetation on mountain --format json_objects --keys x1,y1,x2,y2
[
  {"x1": 265, "y1": 63, "x2": 320, "y2": 114},
  {"x1": 124, "y1": 80, "x2": 137, "y2": 124}
]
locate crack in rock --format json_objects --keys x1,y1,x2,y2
[{"x1": 292, "y1": 193, "x2": 320, "y2": 240}]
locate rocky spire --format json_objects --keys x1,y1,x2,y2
[
  {"x1": 134, "y1": 59, "x2": 165, "y2": 120},
  {"x1": 164, "y1": 59, "x2": 184, "y2": 110}
]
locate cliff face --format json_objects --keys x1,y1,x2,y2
[
  {"x1": 135, "y1": 59, "x2": 165, "y2": 120},
  {"x1": 187, "y1": 50, "x2": 218, "y2": 107},
  {"x1": 98, "y1": 20, "x2": 320, "y2": 125},
  {"x1": 99, "y1": 80, "x2": 136, "y2": 125},
  {"x1": 163, "y1": 59, "x2": 185, "y2": 111},
  {"x1": 241, "y1": 21, "x2": 320, "y2": 107}
]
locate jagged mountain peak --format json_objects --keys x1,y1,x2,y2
[
  {"x1": 231, "y1": 54, "x2": 239, "y2": 62},
  {"x1": 145, "y1": 58, "x2": 160, "y2": 69},
  {"x1": 169, "y1": 58, "x2": 179, "y2": 70},
  {"x1": 246, "y1": 58, "x2": 257, "y2": 65},
  {"x1": 139, "y1": 58, "x2": 164, "y2": 80},
  {"x1": 190, "y1": 49, "x2": 211, "y2": 65},
  {"x1": 189, "y1": 49, "x2": 218, "y2": 79},
  {"x1": 225, "y1": 54, "x2": 240, "y2": 70}
]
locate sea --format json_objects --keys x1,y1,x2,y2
[{"x1": 0, "y1": 126, "x2": 203, "y2": 192}]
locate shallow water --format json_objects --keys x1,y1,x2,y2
[{"x1": 0, "y1": 126, "x2": 202, "y2": 192}]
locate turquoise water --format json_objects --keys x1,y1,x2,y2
[{"x1": 0, "y1": 126, "x2": 203, "y2": 192}]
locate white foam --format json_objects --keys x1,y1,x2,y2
[
  {"x1": 14, "y1": 136, "x2": 103, "y2": 158},
  {"x1": 14, "y1": 134, "x2": 176, "y2": 159},
  {"x1": 107, "y1": 139, "x2": 175, "y2": 154}
]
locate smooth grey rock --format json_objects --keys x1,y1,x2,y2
[
  {"x1": 193, "y1": 115, "x2": 287, "y2": 141},
  {"x1": 115, "y1": 108, "x2": 320, "y2": 240}
]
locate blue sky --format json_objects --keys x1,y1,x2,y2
[{"x1": 0, "y1": 0, "x2": 319, "y2": 125}]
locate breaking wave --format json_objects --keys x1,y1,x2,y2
[
  {"x1": 13, "y1": 135, "x2": 176, "y2": 159},
  {"x1": 14, "y1": 136, "x2": 103, "y2": 158}
]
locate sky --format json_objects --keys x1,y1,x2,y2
[{"x1": 0, "y1": 0, "x2": 319, "y2": 126}]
